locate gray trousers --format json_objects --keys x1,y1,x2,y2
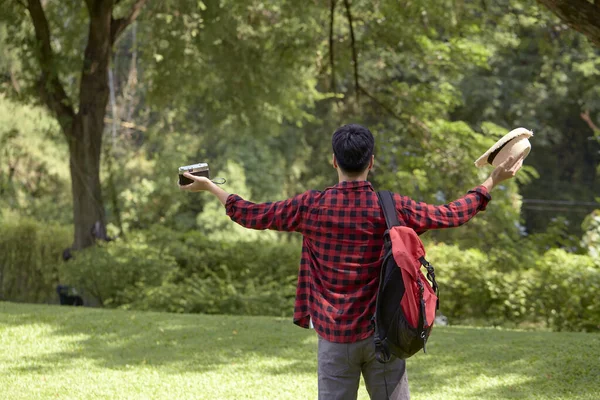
[{"x1": 317, "y1": 335, "x2": 410, "y2": 400}]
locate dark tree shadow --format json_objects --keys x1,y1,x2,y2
[{"x1": 0, "y1": 303, "x2": 317, "y2": 376}]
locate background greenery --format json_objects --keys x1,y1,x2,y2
[{"x1": 0, "y1": 0, "x2": 599, "y2": 332}]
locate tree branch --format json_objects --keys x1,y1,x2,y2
[
  {"x1": 581, "y1": 110, "x2": 600, "y2": 133},
  {"x1": 111, "y1": 0, "x2": 148, "y2": 44},
  {"x1": 26, "y1": 0, "x2": 75, "y2": 135},
  {"x1": 103, "y1": 117, "x2": 147, "y2": 132},
  {"x1": 536, "y1": 0, "x2": 600, "y2": 47},
  {"x1": 343, "y1": 0, "x2": 359, "y2": 101},
  {"x1": 329, "y1": 0, "x2": 337, "y2": 93},
  {"x1": 358, "y1": 85, "x2": 402, "y2": 122},
  {"x1": 359, "y1": 85, "x2": 430, "y2": 135}
]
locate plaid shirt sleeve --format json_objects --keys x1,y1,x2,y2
[
  {"x1": 396, "y1": 185, "x2": 491, "y2": 233},
  {"x1": 225, "y1": 191, "x2": 313, "y2": 232}
]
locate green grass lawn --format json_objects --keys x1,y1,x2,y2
[{"x1": 1, "y1": 302, "x2": 599, "y2": 400}]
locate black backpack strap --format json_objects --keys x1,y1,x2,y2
[
  {"x1": 376, "y1": 191, "x2": 401, "y2": 229},
  {"x1": 373, "y1": 190, "x2": 400, "y2": 365}
]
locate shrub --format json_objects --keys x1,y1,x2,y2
[
  {"x1": 0, "y1": 217, "x2": 71, "y2": 303},
  {"x1": 531, "y1": 249, "x2": 600, "y2": 332},
  {"x1": 426, "y1": 244, "x2": 491, "y2": 319},
  {"x1": 14, "y1": 219, "x2": 594, "y2": 332},
  {"x1": 59, "y1": 233, "x2": 179, "y2": 307},
  {"x1": 427, "y1": 243, "x2": 600, "y2": 332},
  {"x1": 129, "y1": 227, "x2": 301, "y2": 316},
  {"x1": 59, "y1": 226, "x2": 301, "y2": 316}
]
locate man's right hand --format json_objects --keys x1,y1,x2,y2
[
  {"x1": 179, "y1": 173, "x2": 214, "y2": 192},
  {"x1": 178, "y1": 172, "x2": 231, "y2": 206},
  {"x1": 482, "y1": 150, "x2": 527, "y2": 191}
]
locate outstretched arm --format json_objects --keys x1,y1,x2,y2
[
  {"x1": 398, "y1": 152, "x2": 525, "y2": 233},
  {"x1": 179, "y1": 173, "x2": 309, "y2": 232}
]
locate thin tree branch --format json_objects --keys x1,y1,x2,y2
[
  {"x1": 9, "y1": 67, "x2": 21, "y2": 93},
  {"x1": 536, "y1": 0, "x2": 600, "y2": 47},
  {"x1": 104, "y1": 117, "x2": 147, "y2": 132},
  {"x1": 358, "y1": 85, "x2": 402, "y2": 122},
  {"x1": 359, "y1": 85, "x2": 430, "y2": 135},
  {"x1": 26, "y1": 0, "x2": 75, "y2": 135},
  {"x1": 581, "y1": 110, "x2": 600, "y2": 133},
  {"x1": 111, "y1": 0, "x2": 148, "y2": 44},
  {"x1": 343, "y1": 0, "x2": 359, "y2": 101},
  {"x1": 329, "y1": 0, "x2": 337, "y2": 92}
]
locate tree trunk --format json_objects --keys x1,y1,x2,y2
[
  {"x1": 26, "y1": 0, "x2": 147, "y2": 249},
  {"x1": 69, "y1": 117, "x2": 107, "y2": 250},
  {"x1": 67, "y1": 2, "x2": 113, "y2": 250}
]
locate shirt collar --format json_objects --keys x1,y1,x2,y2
[{"x1": 327, "y1": 180, "x2": 374, "y2": 191}]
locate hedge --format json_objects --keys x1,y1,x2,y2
[
  {"x1": 2, "y1": 220, "x2": 599, "y2": 332},
  {"x1": 0, "y1": 217, "x2": 71, "y2": 303}
]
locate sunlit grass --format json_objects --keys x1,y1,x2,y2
[{"x1": 1, "y1": 302, "x2": 598, "y2": 399}]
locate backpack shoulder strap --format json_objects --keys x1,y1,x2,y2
[{"x1": 376, "y1": 190, "x2": 400, "y2": 229}]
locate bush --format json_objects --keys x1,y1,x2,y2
[
  {"x1": 13, "y1": 219, "x2": 593, "y2": 332},
  {"x1": 129, "y1": 226, "x2": 301, "y2": 316},
  {"x1": 427, "y1": 243, "x2": 600, "y2": 331},
  {"x1": 531, "y1": 249, "x2": 600, "y2": 332},
  {"x1": 426, "y1": 244, "x2": 491, "y2": 319},
  {"x1": 59, "y1": 226, "x2": 301, "y2": 316},
  {"x1": 59, "y1": 233, "x2": 179, "y2": 307},
  {"x1": 0, "y1": 217, "x2": 71, "y2": 303}
]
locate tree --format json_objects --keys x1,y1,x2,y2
[
  {"x1": 453, "y1": 1, "x2": 600, "y2": 237},
  {"x1": 10, "y1": 0, "x2": 147, "y2": 249},
  {"x1": 537, "y1": 0, "x2": 600, "y2": 47}
]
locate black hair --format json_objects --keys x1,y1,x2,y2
[{"x1": 331, "y1": 124, "x2": 375, "y2": 174}]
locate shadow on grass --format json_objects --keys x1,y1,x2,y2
[
  {"x1": 2, "y1": 303, "x2": 599, "y2": 399},
  {"x1": 0, "y1": 303, "x2": 317, "y2": 376}
]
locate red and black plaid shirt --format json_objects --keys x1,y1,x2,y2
[{"x1": 225, "y1": 181, "x2": 491, "y2": 343}]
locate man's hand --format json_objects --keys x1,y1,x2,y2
[
  {"x1": 179, "y1": 173, "x2": 214, "y2": 192},
  {"x1": 178, "y1": 172, "x2": 231, "y2": 206},
  {"x1": 481, "y1": 150, "x2": 527, "y2": 192}
]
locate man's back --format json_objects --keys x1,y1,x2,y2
[
  {"x1": 301, "y1": 180, "x2": 387, "y2": 343},
  {"x1": 225, "y1": 180, "x2": 491, "y2": 343}
]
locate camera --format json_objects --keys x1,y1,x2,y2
[{"x1": 178, "y1": 162, "x2": 210, "y2": 185}]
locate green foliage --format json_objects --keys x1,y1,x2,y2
[
  {"x1": 59, "y1": 233, "x2": 178, "y2": 307},
  {"x1": 0, "y1": 217, "x2": 71, "y2": 303},
  {"x1": 428, "y1": 243, "x2": 535, "y2": 325},
  {"x1": 143, "y1": 0, "x2": 324, "y2": 129},
  {"x1": 454, "y1": 1, "x2": 600, "y2": 236},
  {"x1": 129, "y1": 226, "x2": 300, "y2": 315},
  {"x1": 195, "y1": 161, "x2": 280, "y2": 242},
  {"x1": 531, "y1": 249, "x2": 600, "y2": 332},
  {"x1": 59, "y1": 226, "x2": 300, "y2": 315},
  {"x1": 428, "y1": 242, "x2": 600, "y2": 332},
  {"x1": 0, "y1": 96, "x2": 71, "y2": 223}
]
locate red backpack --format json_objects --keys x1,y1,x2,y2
[{"x1": 373, "y1": 191, "x2": 439, "y2": 362}]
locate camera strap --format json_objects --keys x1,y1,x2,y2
[{"x1": 211, "y1": 178, "x2": 227, "y2": 185}]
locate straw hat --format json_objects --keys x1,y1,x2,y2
[{"x1": 475, "y1": 127, "x2": 533, "y2": 167}]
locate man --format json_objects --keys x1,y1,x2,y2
[{"x1": 179, "y1": 124, "x2": 525, "y2": 400}]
